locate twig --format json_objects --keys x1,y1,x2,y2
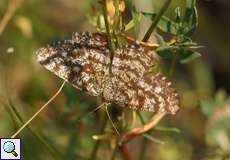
[
  {"x1": 142, "y1": 0, "x2": 172, "y2": 42},
  {"x1": 11, "y1": 81, "x2": 66, "y2": 138},
  {"x1": 90, "y1": 111, "x2": 108, "y2": 160},
  {"x1": 0, "y1": 0, "x2": 23, "y2": 36},
  {"x1": 119, "y1": 112, "x2": 166, "y2": 144}
]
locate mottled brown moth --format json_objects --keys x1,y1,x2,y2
[{"x1": 36, "y1": 32, "x2": 179, "y2": 114}]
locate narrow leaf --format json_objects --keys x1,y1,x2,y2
[
  {"x1": 154, "y1": 126, "x2": 181, "y2": 133},
  {"x1": 143, "y1": 134, "x2": 165, "y2": 144},
  {"x1": 132, "y1": 8, "x2": 140, "y2": 37},
  {"x1": 154, "y1": 32, "x2": 166, "y2": 45},
  {"x1": 185, "y1": 7, "x2": 198, "y2": 36},
  {"x1": 175, "y1": 7, "x2": 181, "y2": 23},
  {"x1": 180, "y1": 51, "x2": 201, "y2": 64},
  {"x1": 180, "y1": 36, "x2": 204, "y2": 48},
  {"x1": 184, "y1": 0, "x2": 196, "y2": 23}
]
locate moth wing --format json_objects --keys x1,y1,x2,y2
[
  {"x1": 36, "y1": 38, "x2": 110, "y2": 96},
  {"x1": 102, "y1": 46, "x2": 179, "y2": 114}
]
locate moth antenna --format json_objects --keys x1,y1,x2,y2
[
  {"x1": 75, "y1": 102, "x2": 108, "y2": 122},
  {"x1": 92, "y1": 102, "x2": 107, "y2": 112},
  {"x1": 106, "y1": 105, "x2": 120, "y2": 136}
]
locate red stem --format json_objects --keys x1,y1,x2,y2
[
  {"x1": 120, "y1": 112, "x2": 166, "y2": 144},
  {"x1": 119, "y1": 144, "x2": 132, "y2": 160}
]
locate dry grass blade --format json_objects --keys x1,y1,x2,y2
[
  {"x1": 11, "y1": 81, "x2": 66, "y2": 138},
  {"x1": 0, "y1": 0, "x2": 23, "y2": 36}
]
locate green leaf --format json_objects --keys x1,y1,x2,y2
[
  {"x1": 200, "y1": 90, "x2": 228, "y2": 116},
  {"x1": 132, "y1": 8, "x2": 140, "y2": 37},
  {"x1": 187, "y1": 44, "x2": 205, "y2": 49},
  {"x1": 156, "y1": 45, "x2": 177, "y2": 59},
  {"x1": 184, "y1": 0, "x2": 196, "y2": 23},
  {"x1": 125, "y1": 11, "x2": 141, "y2": 32},
  {"x1": 179, "y1": 50, "x2": 201, "y2": 64},
  {"x1": 175, "y1": 7, "x2": 181, "y2": 23},
  {"x1": 183, "y1": 0, "x2": 198, "y2": 36},
  {"x1": 200, "y1": 100, "x2": 215, "y2": 116},
  {"x1": 154, "y1": 32, "x2": 166, "y2": 45},
  {"x1": 185, "y1": 7, "x2": 198, "y2": 36},
  {"x1": 187, "y1": 0, "x2": 196, "y2": 7},
  {"x1": 215, "y1": 90, "x2": 227, "y2": 104},
  {"x1": 124, "y1": 19, "x2": 136, "y2": 31},
  {"x1": 142, "y1": 12, "x2": 177, "y2": 34},
  {"x1": 143, "y1": 134, "x2": 165, "y2": 144},
  {"x1": 179, "y1": 36, "x2": 204, "y2": 48}
]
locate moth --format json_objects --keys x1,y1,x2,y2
[{"x1": 36, "y1": 32, "x2": 179, "y2": 114}]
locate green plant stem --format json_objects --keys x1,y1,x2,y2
[
  {"x1": 137, "y1": 112, "x2": 148, "y2": 160},
  {"x1": 102, "y1": 0, "x2": 113, "y2": 50},
  {"x1": 101, "y1": 0, "x2": 115, "y2": 73},
  {"x1": 65, "y1": 130, "x2": 79, "y2": 160},
  {"x1": 142, "y1": 0, "x2": 172, "y2": 42},
  {"x1": 169, "y1": 52, "x2": 178, "y2": 76},
  {"x1": 113, "y1": 0, "x2": 123, "y2": 48},
  {"x1": 90, "y1": 112, "x2": 108, "y2": 160},
  {"x1": 138, "y1": 139, "x2": 148, "y2": 160},
  {"x1": 137, "y1": 111, "x2": 147, "y2": 124},
  {"x1": 111, "y1": 144, "x2": 118, "y2": 160},
  {"x1": 3, "y1": 102, "x2": 18, "y2": 132}
]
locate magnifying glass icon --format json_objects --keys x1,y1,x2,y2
[{"x1": 3, "y1": 141, "x2": 18, "y2": 157}]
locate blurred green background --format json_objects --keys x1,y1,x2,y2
[{"x1": 0, "y1": 0, "x2": 230, "y2": 160}]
